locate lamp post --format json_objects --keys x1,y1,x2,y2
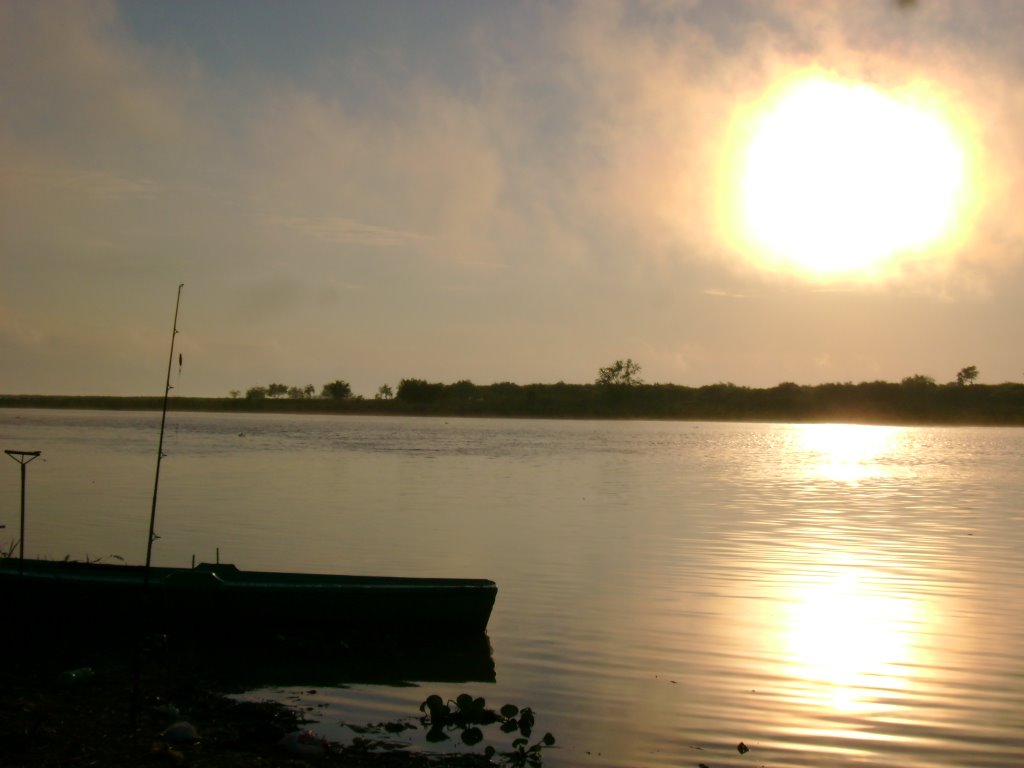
[{"x1": 5, "y1": 449, "x2": 41, "y2": 575}]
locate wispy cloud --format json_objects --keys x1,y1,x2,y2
[
  {"x1": 26, "y1": 168, "x2": 161, "y2": 201},
  {"x1": 273, "y1": 215, "x2": 431, "y2": 247},
  {"x1": 703, "y1": 288, "x2": 747, "y2": 299}
]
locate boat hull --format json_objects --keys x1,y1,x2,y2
[{"x1": 0, "y1": 559, "x2": 497, "y2": 641}]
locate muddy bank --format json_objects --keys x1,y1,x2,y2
[{"x1": 0, "y1": 640, "x2": 491, "y2": 768}]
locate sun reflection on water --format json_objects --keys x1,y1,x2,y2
[
  {"x1": 781, "y1": 555, "x2": 926, "y2": 715},
  {"x1": 795, "y1": 423, "x2": 904, "y2": 483}
]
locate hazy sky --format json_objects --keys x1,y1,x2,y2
[{"x1": 4, "y1": 0, "x2": 1024, "y2": 397}]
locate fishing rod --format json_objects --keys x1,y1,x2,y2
[
  {"x1": 132, "y1": 283, "x2": 183, "y2": 729},
  {"x1": 143, "y1": 283, "x2": 184, "y2": 586}
]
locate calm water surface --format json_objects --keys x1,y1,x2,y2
[{"x1": 1, "y1": 409, "x2": 1022, "y2": 767}]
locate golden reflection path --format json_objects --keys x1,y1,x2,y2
[
  {"x1": 735, "y1": 424, "x2": 941, "y2": 750},
  {"x1": 794, "y1": 423, "x2": 903, "y2": 483}
]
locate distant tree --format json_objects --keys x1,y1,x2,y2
[
  {"x1": 303, "y1": 384, "x2": 316, "y2": 398},
  {"x1": 228, "y1": 389, "x2": 241, "y2": 399},
  {"x1": 375, "y1": 384, "x2": 394, "y2": 400},
  {"x1": 396, "y1": 378, "x2": 444, "y2": 404},
  {"x1": 449, "y1": 379, "x2": 476, "y2": 398},
  {"x1": 287, "y1": 385, "x2": 315, "y2": 399},
  {"x1": 267, "y1": 382, "x2": 288, "y2": 398},
  {"x1": 956, "y1": 365, "x2": 979, "y2": 386},
  {"x1": 321, "y1": 380, "x2": 352, "y2": 399},
  {"x1": 596, "y1": 359, "x2": 643, "y2": 386},
  {"x1": 901, "y1": 374, "x2": 936, "y2": 387},
  {"x1": 245, "y1": 386, "x2": 267, "y2": 400}
]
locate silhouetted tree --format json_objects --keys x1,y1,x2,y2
[
  {"x1": 597, "y1": 359, "x2": 643, "y2": 386},
  {"x1": 228, "y1": 389, "x2": 241, "y2": 399},
  {"x1": 397, "y1": 378, "x2": 444, "y2": 404},
  {"x1": 376, "y1": 384, "x2": 394, "y2": 400},
  {"x1": 267, "y1": 383, "x2": 288, "y2": 398},
  {"x1": 321, "y1": 380, "x2": 352, "y2": 399},
  {"x1": 956, "y1": 366, "x2": 979, "y2": 386},
  {"x1": 245, "y1": 386, "x2": 267, "y2": 400},
  {"x1": 901, "y1": 374, "x2": 936, "y2": 387}
]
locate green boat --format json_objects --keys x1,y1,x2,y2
[{"x1": 0, "y1": 558, "x2": 497, "y2": 640}]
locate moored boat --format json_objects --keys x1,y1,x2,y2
[{"x1": 0, "y1": 557, "x2": 497, "y2": 640}]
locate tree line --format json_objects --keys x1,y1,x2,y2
[
  {"x1": 231, "y1": 380, "x2": 393, "y2": 401},
  {"x1": 5, "y1": 361, "x2": 1017, "y2": 425},
  {"x1": 204, "y1": 360, "x2": 1023, "y2": 425}
]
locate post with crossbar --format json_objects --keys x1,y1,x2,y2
[{"x1": 4, "y1": 450, "x2": 41, "y2": 575}]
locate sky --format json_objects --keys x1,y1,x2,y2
[{"x1": 3, "y1": 0, "x2": 1024, "y2": 398}]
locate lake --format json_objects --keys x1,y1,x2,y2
[{"x1": 1, "y1": 408, "x2": 1022, "y2": 767}]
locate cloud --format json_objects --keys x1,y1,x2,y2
[
  {"x1": 273, "y1": 216, "x2": 430, "y2": 247},
  {"x1": 703, "y1": 289, "x2": 747, "y2": 300},
  {"x1": 5, "y1": 0, "x2": 1024, "y2": 394},
  {"x1": 25, "y1": 167, "x2": 161, "y2": 201}
]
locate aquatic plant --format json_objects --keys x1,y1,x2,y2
[{"x1": 418, "y1": 693, "x2": 555, "y2": 765}]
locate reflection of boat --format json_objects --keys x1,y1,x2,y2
[
  {"x1": 195, "y1": 631, "x2": 496, "y2": 687},
  {"x1": 0, "y1": 558, "x2": 497, "y2": 640}
]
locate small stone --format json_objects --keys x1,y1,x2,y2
[
  {"x1": 161, "y1": 721, "x2": 199, "y2": 744},
  {"x1": 277, "y1": 729, "x2": 328, "y2": 757}
]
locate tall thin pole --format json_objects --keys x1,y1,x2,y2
[
  {"x1": 143, "y1": 283, "x2": 183, "y2": 585},
  {"x1": 4, "y1": 450, "x2": 41, "y2": 576},
  {"x1": 132, "y1": 284, "x2": 183, "y2": 729},
  {"x1": 19, "y1": 462, "x2": 25, "y2": 565}
]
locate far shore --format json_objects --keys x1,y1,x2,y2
[{"x1": 3, "y1": 379, "x2": 1024, "y2": 427}]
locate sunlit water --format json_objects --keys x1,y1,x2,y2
[{"x1": 2, "y1": 409, "x2": 1023, "y2": 767}]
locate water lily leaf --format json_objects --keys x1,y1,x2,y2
[
  {"x1": 461, "y1": 727, "x2": 484, "y2": 746},
  {"x1": 542, "y1": 732, "x2": 556, "y2": 746},
  {"x1": 500, "y1": 704, "x2": 520, "y2": 719},
  {"x1": 456, "y1": 693, "x2": 474, "y2": 711},
  {"x1": 425, "y1": 727, "x2": 449, "y2": 743},
  {"x1": 501, "y1": 720, "x2": 520, "y2": 733},
  {"x1": 421, "y1": 695, "x2": 444, "y2": 714},
  {"x1": 512, "y1": 737, "x2": 528, "y2": 749}
]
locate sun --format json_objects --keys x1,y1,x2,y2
[{"x1": 722, "y1": 73, "x2": 975, "y2": 281}]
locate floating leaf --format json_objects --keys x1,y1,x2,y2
[
  {"x1": 456, "y1": 693, "x2": 474, "y2": 711},
  {"x1": 421, "y1": 695, "x2": 444, "y2": 714},
  {"x1": 425, "y1": 727, "x2": 449, "y2": 743},
  {"x1": 738, "y1": 741, "x2": 749, "y2": 754},
  {"x1": 484, "y1": 746, "x2": 496, "y2": 759},
  {"x1": 512, "y1": 737, "x2": 529, "y2": 749},
  {"x1": 542, "y1": 732, "x2": 556, "y2": 746},
  {"x1": 501, "y1": 720, "x2": 520, "y2": 733},
  {"x1": 500, "y1": 704, "x2": 520, "y2": 719},
  {"x1": 461, "y1": 727, "x2": 484, "y2": 746}
]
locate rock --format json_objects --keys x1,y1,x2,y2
[
  {"x1": 277, "y1": 729, "x2": 328, "y2": 757},
  {"x1": 161, "y1": 721, "x2": 199, "y2": 744}
]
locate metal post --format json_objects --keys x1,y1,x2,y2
[{"x1": 4, "y1": 450, "x2": 41, "y2": 575}]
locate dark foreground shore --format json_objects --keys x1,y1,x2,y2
[{"x1": 0, "y1": 641, "x2": 490, "y2": 768}]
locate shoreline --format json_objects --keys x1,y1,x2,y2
[
  {"x1": 2, "y1": 390, "x2": 1024, "y2": 427},
  {"x1": 1, "y1": 638, "x2": 491, "y2": 768}
]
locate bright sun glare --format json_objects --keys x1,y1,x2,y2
[{"x1": 727, "y1": 74, "x2": 974, "y2": 281}]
